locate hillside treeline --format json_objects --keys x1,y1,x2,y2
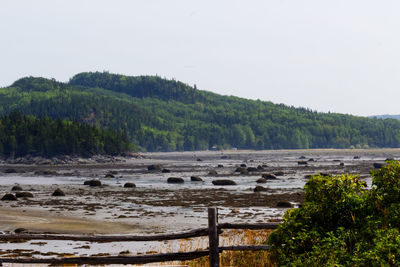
[
  {"x1": 1, "y1": 72, "x2": 400, "y2": 151},
  {"x1": 0, "y1": 112, "x2": 131, "y2": 157}
]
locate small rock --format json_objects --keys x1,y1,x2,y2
[
  {"x1": 353, "y1": 156, "x2": 360, "y2": 160},
  {"x1": 11, "y1": 185, "x2": 23, "y2": 191},
  {"x1": 308, "y1": 158, "x2": 315, "y2": 162},
  {"x1": 262, "y1": 173, "x2": 277, "y2": 180},
  {"x1": 197, "y1": 158, "x2": 202, "y2": 162},
  {"x1": 162, "y1": 168, "x2": 171, "y2": 173},
  {"x1": 208, "y1": 170, "x2": 218, "y2": 175},
  {"x1": 167, "y1": 177, "x2": 184, "y2": 183},
  {"x1": 34, "y1": 170, "x2": 57, "y2": 176},
  {"x1": 212, "y1": 179, "x2": 236, "y2": 186},
  {"x1": 240, "y1": 163, "x2": 247, "y2": 168},
  {"x1": 14, "y1": 228, "x2": 27, "y2": 233},
  {"x1": 147, "y1": 165, "x2": 162, "y2": 171},
  {"x1": 385, "y1": 158, "x2": 395, "y2": 162},
  {"x1": 274, "y1": 171, "x2": 284, "y2": 176},
  {"x1": 277, "y1": 201, "x2": 292, "y2": 208},
  {"x1": 15, "y1": 192, "x2": 34, "y2": 198},
  {"x1": 257, "y1": 165, "x2": 264, "y2": 170},
  {"x1": 84, "y1": 180, "x2": 102, "y2": 187},
  {"x1": 105, "y1": 173, "x2": 115, "y2": 178},
  {"x1": 340, "y1": 162, "x2": 345, "y2": 166},
  {"x1": 4, "y1": 168, "x2": 17, "y2": 173},
  {"x1": 1, "y1": 193, "x2": 17, "y2": 201},
  {"x1": 254, "y1": 185, "x2": 268, "y2": 192},
  {"x1": 231, "y1": 209, "x2": 240, "y2": 214},
  {"x1": 299, "y1": 156, "x2": 306, "y2": 159},
  {"x1": 297, "y1": 161, "x2": 308, "y2": 165},
  {"x1": 191, "y1": 176, "x2": 203, "y2": 182},
  {"x1": 217, "y1": 164, "x2": 224, "y2": 168},
  {"x1": 256, "y1": 178, "x2": 267, "y2": 183},
  {"x1": 124, "y1": 183, "x2": 136, "y2": 188},
  {"x1": 52, "y1": 188, "x2": 65, "y2": 196},
  {"x1": 247, "y1": 167, "x2": 258, "y2": 172}
]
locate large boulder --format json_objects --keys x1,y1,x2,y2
[
  {"x1": 124, "y1": 182, "x2": 136, "y2": 188},
  {"x1": 191, "y1": 176, "x2": 203, "y2": 182},
  {"x1": 147, "y1": 165, "x2": 162, "y2": 171},
  {"x1": 167, "y1": 177, "x2": 184, "y2": 183},
  {"x1": 15, "y1": 192, "x2": 34, "y2": 198},
  {"x1": 52, "y1": 188, "x2": 65, "y2": 196},
  {"x1": 212, "y1": 179, "x2": 237, "y2": 186},
  {"x1": 1, "y1": 193, "x2": 17, "y2": 201}
]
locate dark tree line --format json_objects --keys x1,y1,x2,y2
[
  {"x1": 2, "y1": 72, "x2": 400, "y2": 151},
  {"x1": 0, "y1": 111, "x2": 132, "y2": 158}
]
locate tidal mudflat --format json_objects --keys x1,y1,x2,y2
[{"x1": 0, "y1": 149, "x2": 397, "y2": 260}]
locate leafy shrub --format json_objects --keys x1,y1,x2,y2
[{"x1": 268, "y1": 161, "x2": 400, "y2": 266}]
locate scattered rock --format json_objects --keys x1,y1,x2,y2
[
  {"x1": 373, "y1": 163, "x2": 383, "y2": 169},
  {"x1": 167, "y1": 177, "x2": 184, "y2": 183},
  {"x1": 297, "y1": 161, "x2": 308, "y2": 165},
  {"x1": 353, "y1": 156, "x2": 360, "y2": 160},
  {"x1": 208, "y1": 170, "x2": 218, "y2": 175},
  {"x1": 15, "y1": 192, "x2": 34, "y2": 198},
  {"x1": 162, "y1": 169, "x2": 171, "y2": 173},
  {"x1": 212, "y1": 179, "x2": 237, "y2": 186},
  {"x1": 147, "y1": 165, "x2": 162, "y2": 171},
  {"x1": 247, "y1": 167, "x2": 258, "y2": 172},
  {"x1": 240, "y1": 163, "x2": 247, "y2": 168},
  {"x1": 1, "y1": 193, "x2": 17, "y2": 201},
  {"x1": 277, "y1": 201, "x2": 292, "y2": 208},
  {"x1": 257, "y1": 165, "x2": 264, "y2": 170},
  {"x1": 274, "y1": 171, "x2": 284, "y2": 176},
  {"x1": 340, "y1": 162, "x2": 345, "y2": 166},
  {"x1": 196, "y1": 158, "x2": 202, "y2": 162},
  {"x1": 4, "y1": 168, "x2": 17, "y2": 173},
  {"x1": 217, "y1": 164, "x2": 224, "y2": 168},
  {"x1": 191, "y1": 176, "x2": 203, "y2": 182},
  {"x1": 308, "y1": 158, "x2": 315, "y2": 162},
  {"x1": 254, "y1": 185, "x2": 268, "y2": 192},
  {"x1": 84, "y1": 180, "x2": 102, "y2": 187},
  {"x1": 256, "y1": 178, "x2": 267, "y2": 183},
  {"x1": 52, "y1": 188, "x2": 65, "y2": 196},
  {"x1": 11, "y1": 185, "x2": 23, "y2": 191},
  {"x1": 124, "y1": 182, "x2": 136, "y2": 188},
  {"x1": 262, "y1": 173, "x2": 277, "y2": 180},
  {"x1": 299, "y1": 156, "x2": 306, "y2": 159}
]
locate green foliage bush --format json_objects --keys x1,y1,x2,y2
[{"x1": 268, "y1": 161, "x2": 400, "y2": 266}]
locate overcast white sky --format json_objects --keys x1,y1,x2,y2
[{"x1": 1, "y1": 0, "x2": 400, "y2": 116}]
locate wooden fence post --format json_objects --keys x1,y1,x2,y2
[{"x1": 208, "y1": 207, "x2": 219, "y2": 267}]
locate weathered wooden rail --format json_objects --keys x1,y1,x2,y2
[{"x1": 0, "y1": 207, "x2": 279, "y2": 267}]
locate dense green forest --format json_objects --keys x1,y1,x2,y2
[
  {"x1": 1, "y1": 71, "x2": 400, "y2": 151},
  {"x1": 0, "y1": 111, "x2": 131, "y2": 157}
]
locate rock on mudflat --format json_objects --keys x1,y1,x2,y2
[
  {"x1": 167, "y1": 177, "x2": 184, "y2": 183},
  {"x1": 277, "y1": 201, "x2": 292, "y2": 208},
  {"x1": 162, "y1": 168, "x2": 171, "y2": 173},
  {"x1": 191, "y1": 176, "x2": 203, "y2": 182},
  {"x1": 124, "y1": 182, "x2": 136, "y2": 188},
  {"x1": 212, "y1": 179, "x2": 237, "y2": 186},
  {"x1": 208, "y1": 170, "x2": 218, "y2": 175},
  {"x1": 1, "y1": 193, "x2": 17, "y2": 201},
  {"x1": 15, "y1": 192, "x2": 34, "y2": 198},
  {"x1": 11, "y1": 185, "x2": 23, "y2": 191},
  {"x1": 84, "y1": 179, "x2": 102, "y2": 187},
  {"x1": 52, "y1": 188, "x2": 65, "y2": 196},
  {"x1": 148, "y1": 164, "x2": 162, "y2": 171},
  {"x1": 262, "y1": 173, "x2": 277, "y2": 180},
  {"x1": 254, "y1": 185, "x2": 268, "y2": 192},
  {"x1": 256, "y1": 178, "x2": 267, "y2": 183}
]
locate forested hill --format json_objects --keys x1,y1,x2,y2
[{"x1": 2, "y1": 71, "x2": 400, "y2": 151}]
